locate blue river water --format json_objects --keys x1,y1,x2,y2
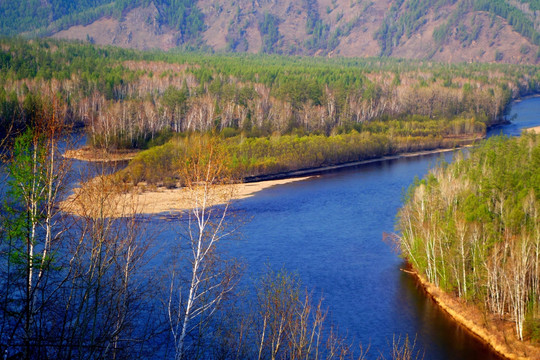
[
  {"x1": 216, "y1": 97, "x2": 540, "y2": 359},
  {"x1": 75, "y1": 97, "x2": 540, "y2": 359}
]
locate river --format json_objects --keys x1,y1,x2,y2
[
  {"x1": 217, "y1": 97, "x2": 540, "y2": 359},
  {"x1": 68, "y1": 97, "x2": 540, "y2": 358}
]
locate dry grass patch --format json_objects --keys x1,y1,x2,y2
[{"x1": 526, "y1": 126, "x2": 540, "y2": 134}]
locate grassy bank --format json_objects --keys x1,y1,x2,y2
[{"x1": 116, "y1": 115, "x2": 485, "y2": 186}]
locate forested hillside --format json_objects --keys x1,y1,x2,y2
[
  {"x1": 2, "y1": 37, "x2": 537, "y2": 147},
  {"x1": 1, "y1": 0, "x2": 540, "y2": 63},
  {"x1": 1, "y1": 0, "x2": 204, "y2": 42},
  {"x1": 397, "y1": 133, "x2": 540, "y2": 357},
  {"x1": 2, "y1": 38, "x2": 540, "y2": 184}
]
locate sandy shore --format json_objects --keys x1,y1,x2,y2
[
  {"x1": 63, "y1": 147, "x2": 140, "y2": 162},
  {"x1": 61, "y1": 142, "x2": 480, "y2": 218},
  {"x1": 410, "y1": 270, "x2": 538, "y2": 360},
  {"x1": 526, "y1": 126, "x2": 540, "y2": 134},
  {"x1": 61, "y1": 176, "x2": 312, "y2": 218}
]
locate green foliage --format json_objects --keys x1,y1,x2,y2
[
  {"x1": 376, "y1": 0, "x2": 457, "y2": 56},
  {"x1": 398, "y1": 133, "x2": 540, "y2": 339},
  {"x1": 119, "y1": 114, "x2": 484, "y2": 185},
  {"x1": 259, "y1": 13, "x2": 281, "y2": 54},
  {"x1": 304, "y1": 0, "x2": 333, "y2": 52},
  {"x1": 432, "y1": 0, "x2": 540, "y2": 47},
  {"x1": 474, "y1": 0, "x2": 540, "y2": 45},
  {"x1": 432, "y1": 0, "x2": 540, "y2": 51},
  {"x1": 155, "y1": 0, "x2": 205, "y2": 43},
  {"x1": 162, "y1": 85, "x2": 188, "y2": 115},
  {"x1": 2, "y1": 0, "x2": 540, "y2": 56},
  {"x1": 145, "y1": 128, "x2": 175, "y2": 148},
  {"x1": 225, "y1": 7, "x2": 249, "y2": 52},
  {"x1": 6, "y1": 129, "x2": 46, "y2": 222},
  {"x1": 0, "y1": 88, "x2": 23, "y2": 139},
  {"x1": 526, "y1": 315, "x2": 540, "y2": 343},
  {"x1": 2, "y1": 37, "x2": 540, "y2": 150},
  {"x1": 0, "y1": 0, "x2": 116, "y2": 36},
  {"x1": 521, "y1": 0, "x2": 540, "y2": 11},
  {"x1": 273, "y1": 78, "x2": 323, "y2": 108}
]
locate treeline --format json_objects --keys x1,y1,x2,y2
[
  {"x1": 304, "y1": 0, "x2": 333, "y2": 52},
  {"x1": 473, "y1": 0, "x2": 540, "y2": 44},
  {"x1": 154, "y1": 0, "x2": 205, "y2": 43},
  {"x1": 259, "y1": 13, "x2": 281, "y2": 54},
  {"x1": 521, "y1": 0, "x2": 540, "y2": 11},
  {"x1": 118, "y1": 116, "x2": 485, "y2": 186},
  {"x1": 398, "y1": 133, "x2": 540, "y2": 343},
  {"x1": 0, "y1": 0, "x2": 115, "y2": 36},
  {"x1": 2, "y1": 38, "x2": 539, "y2": 150}
]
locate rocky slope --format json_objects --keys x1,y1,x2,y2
[
  {"x1": 4, "y1": 0, "x2": 540, "y2": 63},
  {"x1": 53, "y1": 3, "x2": 178, "y2": 51}
]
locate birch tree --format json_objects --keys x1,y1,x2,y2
[
  {"x1": 59, "y1": 168, "x2": 154, "y2": 359},
  {"x1": 505, "y1": 236, "x2": 531, "y2": 341},
  {"x1": 167, "y1": 136, "x2": 242, "y2": 359},
  {"x1": 0, "y1": 96, "x2": 71, "y2": 359}
]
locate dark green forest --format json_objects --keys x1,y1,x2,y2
[
  {"x1": 119, "y1": 116, "x2": 485, "y2": 186},
  {"x1": 2, "y1": 0, "x2": 540, "y2": 58}
]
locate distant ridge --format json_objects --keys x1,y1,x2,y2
[{"x1": 1, "y1": 0, "x2": 540, "y2": 63}]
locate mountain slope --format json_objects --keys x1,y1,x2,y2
[{"x1": 2, "y1": 0, "x2": 540, "y2": 63}]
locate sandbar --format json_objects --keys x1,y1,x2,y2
[
  {"x1": 526, "y1": 126, "x2": 540, "y2": 134},
  {"x1": 63, "y1": 147, "x2": 140, "y2": 162},
  {"x1": 61, "y1": 176, "x2": 312, "y2": 218}
]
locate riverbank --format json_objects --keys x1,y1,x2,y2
[
  {"x1": 63, "y1": 140, "x2": 485, "y2": 218},
  {"x1": 63, "y1": 146, "x2": 140, "y2": 162},
  {"x1": 60, "y1": 176, "x2": 312, "y2": 218},
  {"x1": 526, "y1": 126, "x2": 540, "y2": 134},
  {"x1": 410, "y1": 269, "x2": 539, "y2": 360},
  {"x1": 62, "y1": 137, "x2": 484, "y2": 217},
  {"x1": 244, "y1": 144, "x2": 478, "y2": 182}
]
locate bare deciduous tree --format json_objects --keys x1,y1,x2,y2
[{"x1": 166, "y1": 136, "x2": 242, "y2": 359}]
